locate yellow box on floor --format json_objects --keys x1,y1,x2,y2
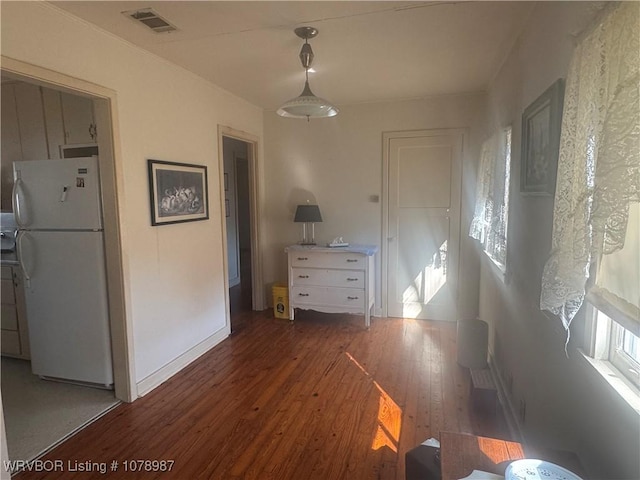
[{"x1": 272, "y1": 283, "x2": 289, "y2": 319}]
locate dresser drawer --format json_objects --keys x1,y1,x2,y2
[
  {"x1": 291, "y1": 286, "x2": 365, "y2": 310},
  {"x1": 291, "y1": 267, "x2": 365, "y2": 288},
  {"x1": 291, "y1": 251, "x2": 365, "y2": 269}
]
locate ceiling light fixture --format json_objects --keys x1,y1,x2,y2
[{"x1": 277, "y1": 26, "x2": 339, "y2": 120}]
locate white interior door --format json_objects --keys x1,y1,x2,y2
[{"x1": 385, "y1": 130, "x2": 463, "y2": 321}]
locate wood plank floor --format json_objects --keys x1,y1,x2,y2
[{"x1": 15, "y1": 310, "x2": 507, "y2": 480}]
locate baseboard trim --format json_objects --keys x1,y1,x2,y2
[
  {"x1": 488, "y1": 354, "x2": 525, "y2": 443},
  {"x1": 136, "y1": 327, "x2": 230, "y2": 397}
]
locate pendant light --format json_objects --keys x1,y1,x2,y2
[{"x1": 277, "y1": 26, "x2": 339, "y2": 120}]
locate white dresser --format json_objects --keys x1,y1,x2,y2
[{"x1": 285, "y1": 244, "x2": 378, "y2": 327}]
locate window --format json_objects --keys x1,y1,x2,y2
[
  {"x1": 611, "y1": 322, "x2": 640, "y2": 388},
  {"x1": 540, "y1": 2, "x2": 638, "y2": 335},
  {"x1": 589, "y1": 308, "x2": 640, "y2": 390},
  {"x1": 470, "y1": 127, "x2": 512, "y2": 272},
  {"x1": 587, "y1": 201, "x2": 640, "y2": 389}
]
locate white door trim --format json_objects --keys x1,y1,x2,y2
[
  {"x1": 0, "y1": 56, "x2": 136, "y2": 401},
  {"x1": 382, "y1": 128, "x2": 466, "y2": 319},
  {"x1": 218, "y1": 125, "x2": 264, "y2": 316}
]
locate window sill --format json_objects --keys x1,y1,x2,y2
[{"x1": 578, "y1": 348, "x2": 640, "y2": 415}]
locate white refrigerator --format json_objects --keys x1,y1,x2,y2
[{"x1": 13, "y1": 156, "x2": 114, "y2": 387}]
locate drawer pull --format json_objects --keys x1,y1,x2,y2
[
  {"x1": 346, "y1": 277, "x2": 359, "y2": 282},
  {"x1": 298, "y1": 275, "x2": 310, "y2": 279},
  {"x1": 297, "y1": 257, "x2": 308, "y2": 261},
  {"x1": 298, "y1": 293, "x2": 310, "y2": 297},
  {"x1": 347, "y1": 296, "x2": 359, "y2": 300},
  {"x1": 346, "y1": 259, "x2": 358, "y2": 263}
]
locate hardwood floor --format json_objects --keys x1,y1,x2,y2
[{"x1": 15, "y1": 310, "x2": 507, "y2": 479}]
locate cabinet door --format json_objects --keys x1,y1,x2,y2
[
  {"x1": 14, "y1": 82, "x2": 49, "y2": 160},
  {"x1": 60, "y1": 92, "x2": 96, "y2": 144},
  {"x1": 1, "y1": 84, "x2": 22, "y2": 210},
  {"x1": 42, "y1": 87, "x2": 66, "y2": 159}
]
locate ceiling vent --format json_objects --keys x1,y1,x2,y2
[{"x1": 123, "y1": 8, "x2": 177, "y2": 33}]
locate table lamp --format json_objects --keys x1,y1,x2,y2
[{"x1": 294, "y1": 204, "x2": 323, "y2": 245}]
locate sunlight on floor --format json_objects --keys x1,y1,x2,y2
[
  {"x1": 477, "y1": 436, "x2": 524, "y2": 465},
  {"x1": 371, "y1": 380, "x2": 402, "y2": 452},
  {"x1": 345, "y1": 352, "x2": 403, "y2": 453}
]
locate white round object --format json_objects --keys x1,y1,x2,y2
[{"x1": 505, "y1": 459, "x2": 583, "y2": 480}]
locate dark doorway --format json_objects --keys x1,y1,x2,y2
[{"x1": 223, "y1": 136, "x2": 253, "y2": 328}]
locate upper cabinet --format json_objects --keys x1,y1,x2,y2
[
  {"x1": 1, "y1": 82, "x2": 50, "y2": 210},
  {"x1": 1, "y1": 84, "x2": 23, "y2": 210},
  {"x1": 13, "y1": 83, "x2": 50, "y2": 160},
  {"x1": 59, "y1": 92, "x2": 97, "y2": 145},
  {"x1": 42, "y1": 87, "x2": 66, "y2": 158},
  {"x1": 0, "y1": 81, "x2": 97, "y2": 211}
]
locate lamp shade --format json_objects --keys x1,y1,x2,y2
[
  {"x1": 294, "y1": 204, "x2": 323, "y2": 223},
  {"x1": 277, "y1": 81, "x2": 339, "y2": 119}
]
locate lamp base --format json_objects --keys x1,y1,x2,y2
[{"x1": 299, "y1": 241, "x2": 317, "y2": 246}]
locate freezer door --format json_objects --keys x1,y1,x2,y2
[
  {"x1": 13, "y1": 157, "x2": 103, "y2": 230},
  {"x1": 19, "y1": 230, "x2": 113, "y2": 386}
]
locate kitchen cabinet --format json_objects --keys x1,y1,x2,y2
[
  {"x1": 42, "y1": 87, "x2": 66, "y2": 159},
  {"x1": 0, "y1": 81, "x2": 97, "y2": 210},
  {"x1": 1, "y1": 82, "x2": 50, "y2": 210},
  {"x1": 285, "y1": 244, "x2": 377, "y2": 327},
  {"x1": 1, "y1": 84, "x2": 22, "y2": 210},
  {"x1": 60, "y1": 91, "x2": 97, "y2": 145},
  {"x1": 1, "y1": 265, "x2": 30, "y2": 359},
  {"x1": 13, "y1": 82, "x2": 50, "y2": 160}
]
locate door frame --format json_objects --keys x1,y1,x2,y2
[
  {"x1": 0, "y1": 56, "x2": 136, "y2": 401},
  {"x1": 381, "y1": 128, "x2": 465, "y2": 319},
  {"x1": 218, "y1": 125, "x2": 264, "y2": 315}
]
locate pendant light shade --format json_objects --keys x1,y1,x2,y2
[
  {"x1": 277, "y1": 26, "x2": 339, "y2": 120},
  {"x1": 276, "y1": 81, "x2": 339, "y2": 118}
]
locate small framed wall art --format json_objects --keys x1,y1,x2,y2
[
  {"x1": 520, "y1": 78, "x2": 565, "y2": 196},
  {"x1": 148, "y1": 159, "x2": 209, "y2": 225}
]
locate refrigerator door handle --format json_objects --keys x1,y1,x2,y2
[
  {"x1": 16, "y1": 231, "x2": 32, "y2": 288},
  {"x1": 12, "y1": 174, "x2": 28, "y2": 228}
]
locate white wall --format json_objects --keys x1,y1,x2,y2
[
  {"x1": 1, "y1": 2, "x2": 263, "y2": 388},
  {"x1": 480, "y1": 2, "x2": 640, "y2": 478},
  {"x1": 263, "y1": 94, "x2": 486, "y2": 318}
]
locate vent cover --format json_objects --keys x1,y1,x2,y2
[{"x1": 123, "y1": 8, "x2": 177, "y2": 33}]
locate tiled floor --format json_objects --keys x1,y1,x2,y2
[{"x1": 1, "y1": 357, "x2": 119, "y2": 462}]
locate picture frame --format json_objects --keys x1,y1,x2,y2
[
  {"x1": 148, "y1": 159, "x2": 209, "y2": 226},
  {"x1": 520, "y1": 78, "x2": 564, "y2": 196},
  {"x1": 225, "y1": 199, "x2": 230, "y2": 217}
]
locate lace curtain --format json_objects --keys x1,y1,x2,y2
[
  {"x1": 540, "y1": 2, "x2": 640, "y2": 332},
  {"x1": 470, "y1": 128, "x2": 511, "y2": 268}
]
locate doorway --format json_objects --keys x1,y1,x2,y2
[
  {"x1": 382, "y1": 129, "x2": 464, "y2": 321},
  {"x1": 219, "y1": 127, "x2": 263, "y2": 332},
  {"x1": 0, "y1": 60, "x2": 131, "y2": 466}
]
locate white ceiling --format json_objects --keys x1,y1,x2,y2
[{"x1": 49, "y1": 1, "x2": 536, "y2": 111}]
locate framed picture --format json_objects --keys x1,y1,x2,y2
[
  {"x1": 148, "y1": 159, "x2": 209, "y2": 226},
  {"x1": 520, "y1": 78, "x2": 564, "y2": 195},
  {"x1": 225, "y1": 199, "x2": 230, "y2": 217}
]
